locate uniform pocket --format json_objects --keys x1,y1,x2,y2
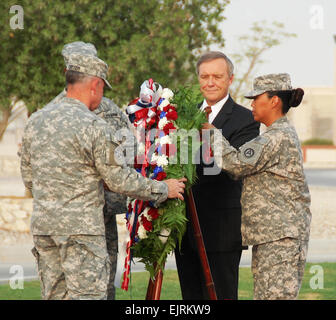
[
  {"x1": 256, "y1": 238, "x2": 301, "y2": 269},
  {"x1": 105, "y1": 140, "x2": 121, "y2": 166}
]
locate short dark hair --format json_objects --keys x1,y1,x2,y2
[
  {"x1": 267, "y1": 88, "x2": 304, "y2": 114},
  {"x1": 65, "y1": 70, "x2": 92, "y2": 86},
  {"x1": 196, "y1": 51, "x2": 234, "y2": 77}
]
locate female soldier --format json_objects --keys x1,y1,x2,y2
[{"x1": 203, "y1": 73, "x2": 311, "y2": 300}]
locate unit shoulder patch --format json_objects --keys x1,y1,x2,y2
[{"x1": 238, "y1": 135, "x2": 270, "y2": 166}]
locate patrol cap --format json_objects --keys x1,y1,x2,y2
[
  {"x1": 245, "y1": 73, "x2": 292, "y2": 99},
  {"x1": 66, "y1": 53, "x2": 112, "y2": 89},
  {"x1": 62, "y1": 41, "x2": 97, "y2": 65}
]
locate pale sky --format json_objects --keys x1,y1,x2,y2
[{"x1": 212, "y1": 0, "x2": 336, "y2": 88}]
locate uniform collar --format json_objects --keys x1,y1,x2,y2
[
  {"x1": 266, "y1": 116, "x2": 289, "y2": 131},
  {"x1": 61, "y1": 97, "x2": 91, "y2": 113}
]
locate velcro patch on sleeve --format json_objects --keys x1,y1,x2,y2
[
  {"x1": 105, "y1": 129, "x2": 124, "y2": 166},
  {"x1": 238, "y1": 135, "x2": 269, "y2": 166}
]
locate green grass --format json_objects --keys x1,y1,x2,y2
[
  {"x1": 0, "y1": 263, "x2": 335, "y2": 300},
  {"x1": 0, "y1": 280, "x2": 41, "y2": 300},
  {"x1": 237, "y1": 263, "x2": 336, "y2": 300}
]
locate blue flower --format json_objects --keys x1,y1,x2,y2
[{"x1": 160, "y1": 111, "x2": 167, "y2": 119}]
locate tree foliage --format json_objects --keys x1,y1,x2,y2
[
  {"x1": 0, "y1": 0, "x2": 229, "y2": 117},
  {"x1": 229, "y1": 20, "x2": 297, "y2": 104}
]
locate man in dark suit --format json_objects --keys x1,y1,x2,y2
[{"x1": 175, "y1": 51, "x2": 260, "y2": 300}]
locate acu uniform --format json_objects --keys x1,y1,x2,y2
[
  {"x1": 21, "y1": 55, "x2": 167, "y2": 300},
  {"x1": 94, "y1": 96, "x2": 136, "y2": 299},
  {"x1": 210, "y1": 116, "x2": 311, "y2": 299},
  {"x1": 47, "y1": 41, "x2": 136, "y2": 299},
  {"x1": 48, "y1": 89, "x2": 135, "y2": 299}
]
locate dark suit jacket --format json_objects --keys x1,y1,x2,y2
[{"x1": 184, "y1": 95, "x2": 260, "y2": 252}]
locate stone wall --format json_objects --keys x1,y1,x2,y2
[
  {"x1": 0, "y1": 197, "x2": 127, "y2": 244},
  {"x1": 0, "y1": 198, "x2": 32, "y2": 233},
  {"x1": 0, "y1": 156, "x2": 21, "y2": 177},
  {"x1": 0, "y1": 186, "x2": 335, "y2": 240}
]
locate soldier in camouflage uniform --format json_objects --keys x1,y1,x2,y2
[
  {"x1": 204, "y1": 73, "x2": 311, "y2": 300},
  {"x1": 94, "y1": 97, "x2": 135, "y2": 299},
  {"x1": 21, "y1": 52, "x2": 186, "y2": 300},
  {"x1": 47, "y1": 41, "x2": 135, "y2": 299}
]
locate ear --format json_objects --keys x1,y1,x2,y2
[
  {"x1": 229, "y1": 74, "x2": 234, "y2": 86},
  {"x1": 89, "y1": 77, "x2": 100, "y2": 93},
  {"x1": 271, "y1": 95, "x2": 283, "y2": 112}
]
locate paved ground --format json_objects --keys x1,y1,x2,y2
[{"x1": 304, "y1": 168, "x2": 336, "y2": 187}]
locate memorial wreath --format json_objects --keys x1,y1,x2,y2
[{"x1": 121, "y1": 79, "x2": 206, "y2": 290}]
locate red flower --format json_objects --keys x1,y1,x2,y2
[
  {"x1": 166, "y1": 110, "x2": 178, "y2": 121},
  {"x1": 141, "y1": 215, "x2": 152, "y2": 231},
  {"x1": 163, "y1": 122, "x2": 176, "y2": 135},
  {"x1": 163, "y1": 105, "x2": 176, "y2": 113},
  {"x1": 155, "y1": 171, "x2": 167, "y2": 181},
  {"x1": 148, "y1": 207, "x2": 159, "y2": 220}
]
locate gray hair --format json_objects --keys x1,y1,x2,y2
[
  {"x1": 196, "y1": 51, "x2": 234, "y2": 77},
  {"x1": 65, "y1": 70, "x2": 93, "y2": 86}
]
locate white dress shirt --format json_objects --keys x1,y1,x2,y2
[{"x1": 200, "y1": 94, "x2": 229, "y2": 124}]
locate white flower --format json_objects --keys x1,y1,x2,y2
[
  {"x1": 142, "y1": 207, "x2": 152, "y2": 221},
  {"x1": 158, "y1": 117, "x2": 168, "y2": 129},
  {"x1": 156, "y1": 154, "x2": 169, "y2": 167},
  {"x1": 161, "y1": 88, "x2": 174, "y2": 101},
  {"x1": 158, "y1": 99, "x2": 170, "y2": 111},
  {"x1": 154, "y1": 137, "x2": 160, "y2": 146},
  {"x1": 138, "y1": 224, "x2": 148, "y2": 239},
  {"x1": 151, "y1": 152, "x2": 169, "y2": 167},
  {"x1": 151, "y1": 153, "x2": 158, "y2": 163},
  {"x1": 159, "y1": 135, "x2": 172, "y2": 145},
  {"x1": 159, "y1": 228, "x2": 171, "y2": 244}
]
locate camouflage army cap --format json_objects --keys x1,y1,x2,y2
[
  {"x1": 67, "y1": 53, "x2": 112, "y2": 89},
  {"x1": 245, "y1": 73, "x2": 292, "y2": 99},
  {"x1": 62, "y1": 41, "x2": 97, "y2": 65}
]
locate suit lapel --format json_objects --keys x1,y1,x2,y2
[{"x1": 212, "y1": 95, "x2": 233, "y2": 129}]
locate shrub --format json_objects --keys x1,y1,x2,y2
[{"x1": 302, "y1": 138, "x2": 333, "y2": 146}]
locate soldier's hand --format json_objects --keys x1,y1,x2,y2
[
  {"x1": 202, "y1": 122, "x2": 215, "y2": 130},
  {"x1": 165, "y1": 178, "x2": 187, "y2": 201}
]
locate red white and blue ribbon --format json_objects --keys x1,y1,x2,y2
[{"x1": 121, "y1": 79, "x2": 166, "y2": 291}]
